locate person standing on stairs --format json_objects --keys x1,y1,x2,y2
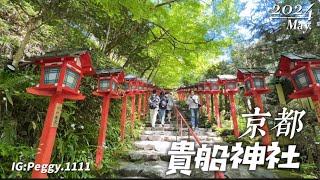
[
  {"x1": 186, "y1": 90, "x2": 200, "y2": 130},
  {"x1": 165, "y1": 92, "x2": 174, "y2": 122},
  {"x1": 158, "y1": 91, "x2": 168, "y2": 127},
  {"x1": 149, "y1": 89, "x2": 160, "y2": 128}
]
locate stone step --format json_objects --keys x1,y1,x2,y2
[
  {"x1": 130, "y1": 142, "x2": 241, "y2": 163},
  {"x1": 180, "y1": 136, "x2": 224, "y2": 142},
  {"x1": 128, "y1": 150, "x2": 170, "y2": 162},
  {"x1": 145, "y1": 123, "x2": 174, "y2": 128},
  {"x1": 115, "y1": 161, "x2": 280, "y2": 179},
  {"x1": 144, "y1": 121, "x2": 208, "y2": 128},
  {"x1": 144, "y1": 127, "x2": 176, "y2": 131},
  {"x1": 142, "y1": 130, "x2": 215, "y2": 136},
  {"x1": 133, "y1": 141, "x2": 173, "y2": 153},
  {"x1": 179, "y1": 127, "x2": 212, "y2": 132},
  {"x1": 144, "y1": 127, "x2": 213, "y2": 132},
  {"x1": 139, "y1": 135, "x2": 224, "y2": 142},
  {"x1": 133, "y1": 140, "x2": 229, "y2": 154},
  {"x1": 114, "y1": 160, "x2": 215, "y2": 179}
]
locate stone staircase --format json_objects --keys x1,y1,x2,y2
[
  {"x1": 113, "y1": 119, "x2": 226, "y2": 179},
  {"x1": 113, "y1": 107, "x2": 281, "y2": 179}
]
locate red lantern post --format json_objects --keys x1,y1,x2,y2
[
  {"x1": 203, "y1": 82, "x2": 212, "y2": 121},
  {"x1": 136, "y1": 78, "x2": 145, "y2": 122},
  {"x1": 182, "y1": 87, "x2": 187, "y2": 101},
  {"x1": 206, "y1": 78, "x2": 221, "y2": 127},
  {"x1": 275, "y1": 53, "x2": 320, "y2": 125},
  {"x1": 26, "y1": 48, "x2": 95, "y2": 178},
  {"x1": 237, "y1": 68, "x2": 272, "y2": 147},
  {"x1": 197, "y1": 84, "x2": 204, "y2": 112},
  {"x1": 218, "y1": 75, "x2": 240, "y2": 138},
  {"x1": 177, "y1": 88, "x2": 181, "y2": 101},
  {"x1": 93, "y1": 68, "x2": 125, "y2": 170},
  {"x1": 142, "y1": 82, "x2": 149, "y2": 119},
  {"x1": 119, "y1": 74, "x2": 138, "y2": 141}
]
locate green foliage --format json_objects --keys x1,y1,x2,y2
[
  {"x1": 204, "y1": 120, "x2": 214, "y2": 128},
  {"x1": 0, "y1": 71, "x2": 36, "y2": 106},
  {"x1": 2, "y1": 0, "x2": 241, "y2": 88},
  {"x1": 0, "y1": 144, "x2": 36, "y2": 178},
  {"x1": 0, "y1": 69, "x2": 145, "y2": 178},
  {"x1": 224, "y1": 135, "x2": 260, "y2": 146},
  {"x1": 300, "y1": 163, "x2": 317, "y2": 175}
]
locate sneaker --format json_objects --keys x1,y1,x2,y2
[
  {"x1": 159, "y1": 124, "x2": 163, "y2": 128},
  {"x1": 192, "y1": 126, "x2": 195, "y2": 131}
]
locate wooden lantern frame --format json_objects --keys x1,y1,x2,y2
[
  {"x1": 237, "y1": 68, "x2": 272, "y2": 96},
  {"x1": 94, "y1": 68, "x2": 125, "y2": 98},
  {"x1": 26, "y1": 48, "x2": 95, "y2": 100}
]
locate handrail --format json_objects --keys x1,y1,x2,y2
[
  {"x1": 174, "y1": 106, "x2": 202, "y2": 145},
  {"x1": 173, "y1": 105, "x2": 225, "y2": 179}
]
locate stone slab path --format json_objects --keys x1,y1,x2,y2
[
  {"x1": 114, "y1": 121, "x2": 219, "y2": 178},
  {"x1": 113, "y1": 107, "x2": 281, "y2": 179}
]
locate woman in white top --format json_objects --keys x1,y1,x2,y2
[{"x1": 186, "y1": 90, "x2": 200, "y2": 129}]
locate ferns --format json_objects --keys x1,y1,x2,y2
[{"x1": 0, "y1": 71, "x2": 37, "y2": 106}]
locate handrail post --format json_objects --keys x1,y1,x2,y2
[
  {"x1": 180, "y1": 114, "x2": 182, "y2": 138},
  {"x1": 176, "y1": 108, "x2": 178, "y2": 130},
  {"x1": 175, "y1": 106, "x2": 225, "y2": 179}
]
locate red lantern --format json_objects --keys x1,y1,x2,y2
[
  {"x1": 119, "y1": 74, "x2": 138, "y2": 141},
  {"x1": 205, "y1": 78, "x2": 221, "y2": 127},
  {"x1": 26, "y1": 48, "x2": 95, "y2": 178},
  {"x1": 142, "y1": 81, "x2": 150, "y2": 119},
  {"x1": 136, "y1": 78, "x2": 145, "y2": 122},
  {"x1": 93, "y1": 68, "x2": 125, "y2": 170},
  {"x1": 197, "y1": 83, "x2": 205, "y2": 112},
  {"x1": 275, "y1": 53, "x2": 320, "y2": 124},
  {"x1": 218, "y1": 74, "x2": 240, "y2": 138},
  {"x1": 237, "y1": 68, "x2": 272, "y2": 147}
]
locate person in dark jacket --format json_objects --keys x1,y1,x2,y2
[
  {"x1": 149, "y1": 89, "x2": 160, "y2": 128},
  {"x1": 158, "y1": 91, "x2": 168, "y2": 127}
]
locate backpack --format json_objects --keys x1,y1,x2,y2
[
  {"x1": 160, "y1": 96, "x2": 167, "y2": 108},
  {"x1": 149, "y1": 95, "x2": 158, "y2": 109}
]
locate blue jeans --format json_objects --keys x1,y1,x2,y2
[
  {"x1": 158, "y1": 109, "x2": 166, "y2": 125},
  {"x1": 190, "y1": 108, "x2": 199, "y2": 128}
]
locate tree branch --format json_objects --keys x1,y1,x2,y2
[
  {"x1": 13, "y1": 1, "x2": 35, "y2": 18},
  {"x1": 153, "y1": 0, "x2": 179, "y2": 9},
  {"x1": 150, "y1": 22, "x2": 209, "y2": 45}
]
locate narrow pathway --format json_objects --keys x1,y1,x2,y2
[
  {"x1": 113, "y1": 103, "x2": 226, "y2": 179},
  {"x1": 113, "y1": 104, "x2": 281, "y2": 179}
]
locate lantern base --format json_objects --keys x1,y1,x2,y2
[
  {"x1": 203, "y1": 90, "x2": 220, "y2": 94},
  {"x1": 223, "y1": 90, "x2": 238, "y2": 96},
  {"x1": 26, "y1": 87, "x2": 85, "y2": 100},
  {"x1": 288, "y1": 86, "x2": 320, "y2": 99},
  {"x1": 93, "y1": 91, "x2": 121, "y2": 99}
]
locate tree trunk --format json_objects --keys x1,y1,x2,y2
[
  {"x1": 310, "y1": 0, "x2": 319, "y2": 28},
  {"x1": 151, "y1": 67, "x2": 160, "y2": 81},
  {"x1": 12, "y1": 26, "x2": 33, "y2": 68},
  {"x1": 140, "y1": 64, "x2": 152, "y2": 77},
  {"x1": 147, "y1": 67, "x2": 155, "y2": 81},
  {"x1": 312, "y1": 125, "x2": 320, "y2": 170}
]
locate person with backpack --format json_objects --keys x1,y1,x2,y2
[
  {"x1": 149, "y1": 89, "x2": 160, "y2": 128},
  {"x1": 186, "y1": 90, "x2": 200, "y2": 130},
  {"x1": 165, "y1": 92, "x2": 174, "y2": 122},
  {"x1": 158, "y1": 91, "x2": 168, "y2": 127}
]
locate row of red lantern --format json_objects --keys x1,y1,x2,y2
[
  {"x1": 176, "y1": 69, "x2": 272, "y2": 149},
  {"x1": 178, "y1": 52, "x2": 320, "y2": 155},
  {"x1": 92, "y1": 70, "x2": 160, "y2": 170},
  {"x1": 25, "y1": 49, "x2": 161, "y2": 178}
]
